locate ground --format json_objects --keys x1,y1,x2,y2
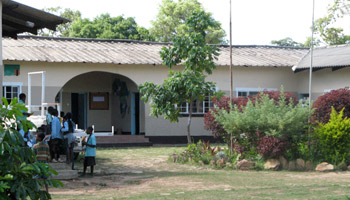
[{"x1": 51, "y1": 146, "x2": 350, "y2": 200}]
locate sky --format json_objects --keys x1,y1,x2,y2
[{"x1": 16, "y1": 0, "x2": 348, "y2": 45}]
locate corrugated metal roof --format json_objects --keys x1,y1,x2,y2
[
  {"x1": 3, "y1": 36, "x2": 308, "y2": 67},
  {"x1": 293, "y1": 44, "x2": 350, "y2": 71}
]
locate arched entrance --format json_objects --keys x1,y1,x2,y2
[{"x1": 58, "y1": 71, "x2": 145, "y2": 135}]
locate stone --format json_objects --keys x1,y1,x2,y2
[
  {"x1": 216, "y1": 159, "x2": 225, "y2": 168},
  {"x1": 305, "y1": 161, "x2": 313, "y2": 171},
  {"x1": 288, "y1": 161, "x2": 296, "y2": 171},
  {"x1": 198, "y1": 160, "x2": 205, "y2": 166},
  {"x1": 296, "y1": 158, "x2": 305, "y2": 170},
  {"x1": 235, "y1": 159, "x2": 255, "y2": 170},
  {"x1": 264, "y1": 159, "x2": 280, "y2": 170},
  {"x1": 226, "y1": 162, "x2": 232, "y2": 168},
  {"x1": 315, "y1": 162, "x2": 334, "y2": 172},
  {"x1": 279, "y1": 156, "x2": 288, "y2": 170},
  {"x1": 347, "y1": 165, "x2": 350, "y2": 171}
]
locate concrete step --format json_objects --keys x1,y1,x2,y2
[
  {"x1": 95, "y1": 135, "x2": 152, "y2": 147},
  {"x1": 51, "y1": 169, "x2": 78, "y2": 180},
  {"x1": 49, "y1": 162, "x2": 71, "y2": 170}
]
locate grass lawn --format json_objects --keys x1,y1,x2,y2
[{"x1": 51, "y1": 146, "x2": 350, "y2": 200}]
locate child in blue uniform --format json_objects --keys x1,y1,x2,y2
[{"x1": 82, "y1": 126, "x2": 96, "y2": 176}]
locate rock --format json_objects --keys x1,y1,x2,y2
[
  {"x1": 279, "y1": 156, "x2": 288, "y2": 170},
  {"x1": 305, "y1": 161, "x2": 313, "y2": 171},
  {"x1": 226, "y1": 162, "x2": 232, "y2": 168},
  {"x1": 315, "y1": 162, "x2": 334, "y2": 172},
  {"x1": 296, "y1": 158, "x2": 305, "y2": 170},
  {"x1": 347, "y1": 165, "x2": 350, "y2": 171},
  {"x1": 288, "y1": 161, "x2": 296, "y2": 171},
  {"x1": 198, "y1": 160, "x2": 205, "y2": 166},
  {"x1": 216, "y1": 159, "x2": 225, "y2": 168},
  {"x1": 235, "y1": 159, "x2": 255, "y2": 170},
  {"x1": 264, "y1": 159, "x2": 280, "y2": 170}
]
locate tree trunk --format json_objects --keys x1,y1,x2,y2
[{"x1": 187, "y1": 98, "x2": 193, "y2": 144}]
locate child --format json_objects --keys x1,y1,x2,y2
[
  {"x1": 50, "y1": 109, "x2": 63, "y2": 163},
  {"x1": 82, "y1": 126, "x2": 96, "y2": 176},
  {"x1": 33, "y1": 132, "x2": 50, "y2": 192},
  {"x1": 61, "y1": 112, "x2": 75, "y2": 168}
]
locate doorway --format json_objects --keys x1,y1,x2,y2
[
  {"x1": 71, "y1": 93, "x2": 87, "y2": 129},
  {"x1": 131, "y1": 92, "x2": 140, "y2": 135}
]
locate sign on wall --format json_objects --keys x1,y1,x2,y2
[{"x1": 89, "y1": 92, "x2": 109, "y2": 110}]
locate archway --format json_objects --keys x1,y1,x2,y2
[{"x1": 57, "y1": 71, "x2": 145, "y2": 134}]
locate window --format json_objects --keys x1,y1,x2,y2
[
  {"x1": 4, "y1": 64, "x2": 20, "y2": 76},
  {"x1": 236, "y1": 88, "x2": 277, "y2": 97},
  {"x1": 178, "y1": 94, "x2": 213, "y2": 115},
  {"x1": 3, "y1": 82, "x2": 22, "y2": 103}
]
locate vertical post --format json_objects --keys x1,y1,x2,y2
[
  {"x1": 111, "y1": 126, "x2": 114, "y2": 136},
  {"x1": 41, "y1": 72, "x2": 46, "y2": 116},
  {"x1": 92, "y1": 125, "x2": 95, "y2": 133},
  {"x1": 308, "y1": 0, "x2": 315, "y2": 105},
  {"x1": 28, "y1": 74, "x2": 32, "y2": 113},
  {"x1": 229, "y1": 0, "x2": 233, "y2": 101},
  {"x1": 0, "y1": 2, "x2": 2, "y2": 99}
]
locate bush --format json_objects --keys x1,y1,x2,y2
[
  {"x1": 315, "y1": 107, "x2": 350, "y2": 164},
  {"x1": 312, "y1": 87, "x2": 350, "y2": 124},
  {"x1": 257, "y1": 136, "x2": 288, "y2": 159},
  {"x1": 214, "y1": 92, "x2": 311, "y2": 159},
  {"x1": 204, "y1": 90, "x2": 297, "y2": 143},
  {"x1": 0, "y1": 98, "x2": 62, "y2": 199}
]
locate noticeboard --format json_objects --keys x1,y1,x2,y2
[{"x1": 89, "y1": 92, "x2": 109, "y2": 110}]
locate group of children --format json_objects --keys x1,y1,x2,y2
[{"x1": 17, "y1": 93, "x2": 96, "y2": 177}]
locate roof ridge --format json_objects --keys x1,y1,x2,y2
[{"x1": 14, "y1": 35, "x2": 309, "y2": 50}]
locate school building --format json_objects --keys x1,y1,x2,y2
[{"x1": 3, "y1": 36, "x2": 350, "y2": 143}]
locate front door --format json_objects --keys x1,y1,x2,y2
[{"x1": 71, "y1": 93, "x2": 87, "y2": 129}]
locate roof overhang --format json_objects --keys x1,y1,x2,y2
[{"x1": 2, "y1": 0, "x2": 70, "y2": 38}]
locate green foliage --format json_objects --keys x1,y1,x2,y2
[
  {"x1": 315, "y1": 107, "x2": 350, "y2": 164},
  {"x1": 150, "y1": 0, "x2": 226, "y2": 44},
  {"x1": 214, "y1": 92, "x2": 311, "y2": 141},
  {"x1": 270, "y1": 37, "x2": 306, "y2": 47},
  {"x1": 0, "y1": 98, "x2": 62, "y2": 199},
  {"x1": 139, "y1": 10, "x2": 220, "y2": 143},
  {"x1": 314, "y1": 0, "x2": 350, "y2": 45},
  {"x1": 139, "y1": 70, "x2": 216, "y2": 122},
  {"x1": 39, "y1": 7, "x2": 82, "y2": 37},
  {"x1": 68, "y1": 14, "x2": 154, "y2": 41}
]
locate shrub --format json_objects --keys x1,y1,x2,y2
[
  {"x1": 214, "y1": 92, "x2": 311, "y2": 159},
  {"x1": 312, "y1": 87, "x2": 350, "y2": 124},
  {"x1": 257, "y1": 136, "x2": 288, "y2": 159},
  {"x1": 204, "y1": 90, "x2": 297, "y2": 142},
  {"x1": 315, "y1": 107, "x2": 350, "y2": 164},
  {"x1": 0, "y1": 98, "x2": 62, "y2": 199}
]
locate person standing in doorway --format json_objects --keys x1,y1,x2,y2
[
  {"x1": 50, "y1": 109, "x2": 63, "y2": 162},
  {"x1": 82, "y1": 126, "x2": 96, "y2": 176}
]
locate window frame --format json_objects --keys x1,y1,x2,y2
[
  {"x1": 3, "y1": 82, "x2": 23, "y2": 103},
  {"x1": 178, "y1": 94, "x2": 213, "y2": 116},
  {"x1": 236, "y1": 88, "x2": 277, "y2": 97}
]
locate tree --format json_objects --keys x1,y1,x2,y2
[
  {"x1": 139, "y1": 10, "x2": 220, "y2": 144},
  {"x1": 40, "y1": 8, "x2": 155, "y2": 41},
  {"x1": 314, "y1": 0, "x2": 350, "y2": 45},
  {"x1": 66, "y1": 13, "x2": 155, "y2": 41},
  {"x1": 0, "y1": 98, "x2": 62, "y2": 199},
  {"x1": 150, "y1": 0, "x2": 226, "y2": 44},
  {"x1": 271, "y1": 37, "x2": 306, "y2": 47},
  {"x1": 38, "y1": 7, "x2": 82, "y2": 37}
]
